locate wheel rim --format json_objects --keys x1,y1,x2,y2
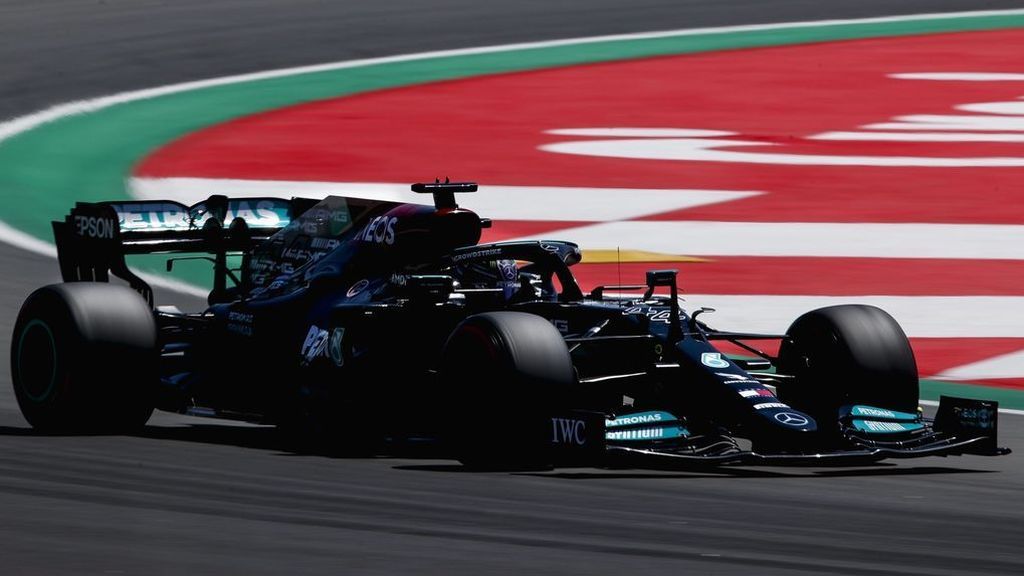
[{"x1": 16, "y1": 319, "x2": 58, "y2": 403}]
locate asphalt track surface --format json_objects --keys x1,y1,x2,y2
[{"x1": 2, "y1": 1, "x2": 1024, "y2": 574}]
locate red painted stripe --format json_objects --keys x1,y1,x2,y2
[
  {"x1": 679, "y1": 338, "x2": 1024, "y2": 384},
  {"x1": 132, "y1": 29, "x2": 1024, "y2": 386},
  {"x1": 909, "y1": 338, "x2": 1024, "y2": 380},
  {"x1": 955, "y1": 378, "x2": 1024, "y2": 391},
  {"x1": 482, "y1": 220, "x2": 590, "y2": 242},
  {"x1": 567, "y1": 258, "x2": 1024, "y2": 296},
  {"x1": 138, "y1": 28, "x2": 1024, "y2": 224}
]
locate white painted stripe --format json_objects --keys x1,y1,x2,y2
[
  {"x1": 676, "y1": 294, "x2": 1024, "y2": 337},
  {"x1": 512, "y1": 220, "x2": 1024, "y2": 260},
  {"x1": 0, "y1": 220, "x2": 208, "y2": 298},
  {"x1": 0, "y1": 9, "x2": 1017, "y2": 148},
  {"x1": 812, "y1": 131, "x2": 1024, "y2": 142},
  {"x1": 919, "y1": 399, "x2": 1024, "y2": 416},
  {"x1": 0, "y1": 8, "x2": 1022, "y2": 295},
  {"x1": 0, "y1": 219, "x2": 58, "y2": 258},
  {"x1": 129, "y1": 178, "x2": 760, "y2": 222},
  {"x1": 958, "y1": 101, "x2": 1024, "y2": 115},
  {"x1": 543, "y1": 133, "x2": 1024, "y2": 167},
  {"x1": 865, "y1": 115, "x2": 1024, "y2": 131},
  {"x1": 546, "y1": 128, "x2": 733, "y2": 138},
  {"x1": 935, "y1": 349, "x2": 1024, "y2": 381},
  {"x1": 892, "y1": 72, "x2": 1024, "y2": 82}
]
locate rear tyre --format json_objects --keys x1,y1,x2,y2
[
  {"x1": 776, "y1": 304, "x2": 918, "y2": 426},
  {"x1": 10, "y1": 283, "x2": 157, "y2": 433},
  {"x1": 440, "y1": 311, "x2": 574, "y2": 470}
]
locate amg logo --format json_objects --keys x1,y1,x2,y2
[
  {"x1": 74, "y1": 215, "x2": 116, "y2": 239},
  {"x1": 550, "y1": 418, "x2": 586, "y2": 446},
  {"x1": 311, "y1": 237, "x2": 340, "y2": 250}
]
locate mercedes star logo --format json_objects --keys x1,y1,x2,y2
[{"x1": 775, "y1": 412, "x2": 809, "y2": 427}]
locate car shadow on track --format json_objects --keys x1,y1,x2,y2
[
  {"x1": 0, "y1": 422, "x2": 297, "y2": 452},
  {"x1": 392, "y1": 463, "x2": 998, "y2": 479},
  {"x1": 136, "y1": 422, "x2": 467, "y2": 461},
  {"x1": 512, "y1": 466, "x2": 998, "y2": 480},
  {"x1": 138, "y1": 423, "x2": 289, "y2": 451},
  {"x1": 0, "y1": 424, "x2": 1001, "y2": 479},
  {"x1": 0, "y1": 420, "x2": 448, "y2": 458}
]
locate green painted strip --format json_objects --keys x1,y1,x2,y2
[
  {"x1": 921, "y1": 379, "x2": 1024, "y2": 410},
  {"x1": 3, "y1": 13, "x2": 1024, "y2": 243}
]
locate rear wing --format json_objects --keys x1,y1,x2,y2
[{"x1": 52, "y1": 195, "x2": 316, "y2": 306}]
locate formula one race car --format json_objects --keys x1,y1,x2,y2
[{"x1": 10, "y1": 182, "x2": 1009, "y2": 467}]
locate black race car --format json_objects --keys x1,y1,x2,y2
[{"x1": 10, "y1": 182, "x2": 1009, "y2": 467}]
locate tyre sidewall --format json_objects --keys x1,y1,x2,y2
[
  {"x1": 441, "y1": 312, "x2": 573, "y2": 469},
  {"x1": 11, "y1": 289, "x2": 79, "y2": 430},
  {"x1": 10, "y1": 284, "x2": 157, "y2": 433},
  {"x1": 778, "y1": 305, "x2": 918, "y2": 424}
]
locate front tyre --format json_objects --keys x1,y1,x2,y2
[
  {"x1": 776, "y1": 304, "x2": 918, "y2": 425},
  {"x1": 440, "y1": 311, "x2": 574, "y2": 469},
  {"x1": 11, "y1": 283, "x2": 157, "y2": 433}
]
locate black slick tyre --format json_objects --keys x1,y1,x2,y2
[
  {"x1": 777, "y1": 304, "x2": 919, "y2": 426},
  {"x1": 440, "y1": 311, "x2": 574, "y2": 470},
  {"x1": 10, "y1": 283, "x2": 157, "y2": 433}
]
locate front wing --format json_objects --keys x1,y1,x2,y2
[{"x1": 595, "y1": 396, "x2": 1009, "y2": 467}]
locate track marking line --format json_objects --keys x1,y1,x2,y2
[
  {"x1": 676, "y1": 295, "x2": 1024, "y2": 338},
  {"x1": 920, "y1": 399, "x2": 1024, "y2": 416},
  {"x1": 543, "y1": 129, "x2": 1024, "y2": 167},
  {"x1": 512, "y1": 220, "x2": 1024, "y2": 260},
  {"x1": 891, "y1": 72, "x2": 1024, "y2": 81},
  {"x1": 934, "y1": 349, "x2": 1024, "y2": 381},
  {"x1": 130, "y1": 178, "x2": 760, "y2": 222},
  {"x1": 3, "y1": 8, "x2": 1024, "y2": 147},
  {"x1": 0, "y1": 219, "x2": 208, "y2": 299},
  {"x1": 866, "y1": 115, "x2": 1024, "y2": 132},
  {"x1": 5, "y1": 8, "x2": 1022, "y2": 145},
  {"x1": 812, "y1": 131, "x2": 1024, "y2": 142},
  {"x1": 1, "y1": 8, "x2": 1023, "y2": 297}
]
